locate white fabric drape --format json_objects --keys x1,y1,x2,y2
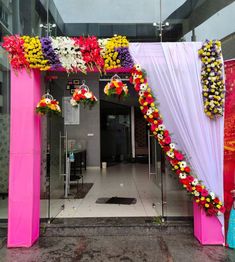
[{"x1": 130, "y1": 42, "x2": 224, "y2": 228}]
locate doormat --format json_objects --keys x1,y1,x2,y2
[
  {"x1": 96, "y1": 197, "x2": 137, "y2": 205},
  {"x1": 74, "y1": 183, "x2": 94, "y2": 199},
  {"x1": 42, "y1": 183, "x2": 94, "y2": 199}
]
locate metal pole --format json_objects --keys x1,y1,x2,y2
[
  {"x1": 46, "y1": 0, "x2": 49, "y2": 37},
  {"x1": 131, "y1": 106, "x2": 135, "y2": 160},
  {"x1": 159, "y1": 0, "x2": 163, "y2": 42},
  {"x1": 148, "y1": 130, "x2": 151, "y2": 179}
]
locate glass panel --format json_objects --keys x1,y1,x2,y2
[
  {"x1": 47, "y1": 81, "x2": 65, "y2": 221},
  {"x1": 162, "y1": 158, "x2": 193, "y2": 219},
  {"x1": 148, "y1": 131, "x2": 163, "y2": 218}
]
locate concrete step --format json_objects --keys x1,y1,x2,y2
[{"x1": 40, "y1": 217, "x2": 193, "y2": 237}]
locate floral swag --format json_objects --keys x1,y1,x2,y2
[{"x1": 2, "y1": 35, "x2": 225, "y2": 215}]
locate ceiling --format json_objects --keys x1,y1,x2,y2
[{"x1": 41, "y1": 0, "x2": 234, "y2": 41}]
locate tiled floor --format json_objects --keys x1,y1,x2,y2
[{"x1": 0, "y1": 163, "x2": 193, "y2": 219}]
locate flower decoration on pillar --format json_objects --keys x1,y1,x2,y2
[
  {"x1": 130, "y1": 64, "x2": 225, "y2": 216},
  {"x1": 36, "y1": 92, "x2": 61, "y2": 116},
  {"x1": 198, "y1": 40, "x2": 225, "y2": 119},
  {"x1": 104, "y1": 74, "x2": 129, "y2": 97},
  {"x1": 70, "y1": 80, "x2": 97, "y2": 108},
  {"x1": 1, "y1": 35, "x2": 29, "y2": 70}
]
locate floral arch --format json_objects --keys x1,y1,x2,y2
[{"x1": 2, "y1": 35, "x2": 224, "y2": 247}]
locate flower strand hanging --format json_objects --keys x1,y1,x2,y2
[
  {"x1": 130, "y1": 64, "x2": 225, "y2": 216},
  {"x1": 198, "y1": 40, "x2": 225, "y2": 119}
]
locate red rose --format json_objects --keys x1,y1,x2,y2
[
  {"x1": 164, "y1": 136, "x2": 171, "y2": 145},
  {"x1": 187, "y1": 176, "x2": 194, "y2": 183},
  {"x1": 214, "y1": 198, "x2": 220, "y2": 204},
  {"x1": 184, "y1": 166, "x2": 191, "y2": 173},
  {"x1": 146, "y1": 97, "x2": 154, "y2": 104},
  {"x1": 201, "y1": 189, "x2": 209, "y2": 197},
  {"x1": 196, "y1": 185, "x2": 202, "y2": 192},
  {"x1": 40, "y1": 102, "x2": 47, "y2": 107},
  {"x1": 176, "y1": 170, "x2": 181, "y2": 175},
  {"x1": 163, "y1": 146, "x2": 170, "y2": 152},
  {"x1": 150, "y1": 124, "x2": 157, "y2": 132},
  {"x1": 186, "y1": 185, "x2": 193, "y2": 192},
  {"x1": 174, "y1": 150, "x2": 184, "y2": 161}
]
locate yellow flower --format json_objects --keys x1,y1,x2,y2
[
  {"x1": 201, "y1": 197, "x2": 205, "y2": 201},
  {"x1": 205, "y1": 203, "x2": 209, "y2": 208},
  {"x1": 206, "y1": 198, "x2": 211, "y2": 202}
]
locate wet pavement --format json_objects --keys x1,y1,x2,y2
[{"x1": 0, "y1": 234, "x2": 234, "y2": 262}]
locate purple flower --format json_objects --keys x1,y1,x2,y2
[
  {"x1": 115, "y1": 47, "x2": 134, "y2": 68},
  {"x1": 40, "y1": 37, "x2": 61, "y2": 69}
]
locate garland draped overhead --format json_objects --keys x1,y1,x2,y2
[{"x1": 2, "y1": 35, "x2": 225, "y2": 215}]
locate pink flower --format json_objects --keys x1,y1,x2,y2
[
  {"x1": 174, "y1": 150, "x2": 184, "y2": 161},
  {"x1": 146, "y1": 96, "x2": 154, "y2": 104},
  {"x1": 201, "y1": 189, "x2": 209, "y2": 197},
  {"x1": 164, "y1": 136, "x2": 171, "y2": 144}
]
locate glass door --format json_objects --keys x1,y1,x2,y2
[
  {"x1": 46, "y1": 80, "x2": 65, "y2": 222},
  {"x1": 147, "y1": 130, "x2": 163, "y2": 218}
]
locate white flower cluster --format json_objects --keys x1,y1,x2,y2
[
  {"x1": 98, "y1": 38, "x2": 108, "y2": 57},
  {"x1": 50, "y1": 37, "x2": 87, "y2": 73}
]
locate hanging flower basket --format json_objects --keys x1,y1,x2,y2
[
  {"x1": 36, "y1": 92, "x2": 61, "y2": 116},
  {"x1": 70, "y1": 80, "x2": 97, "y2": 108},
  {"x1": 104, "y1": 74, "x2": 129, "y2": 98}
]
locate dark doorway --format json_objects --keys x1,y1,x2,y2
[{"x1": 100, "y1": 100, "x2": 131, "y2": 166}]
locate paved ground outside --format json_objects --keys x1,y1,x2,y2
[{"x1": 0, "y1": 234, "x2": 235, "y2": 262}]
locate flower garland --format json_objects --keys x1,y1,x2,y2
[
  {"x1": 36, "y1": 96, "x2": 61, "y2": 115},
  {"x1": 130, "y1": 64, "x2": 225, "y2": 216},
  {"x1": 22, "y1": 36, "x2": 50, "y2": 71},
  {"x1": 2, "y1": 35, "x2": 29, "y2": 70},
  {"x1": 73, "y1": 36, "x2": 104, "y2": 71},
  {"x1": 50, "y1": 37, "x2": 87, "y2": 73},
  {"x1": 198, "y1": 40, "x2": 225, "y2": 119},
  {"x1": 70, "y1": 88, "x2": 97, "y2": 108},
  {"x1": 104, "y1": 76, "x2": 129, "y2": 97},
  {"x1": 2, "y1": 35, "x2": 133, "y2": 73}
]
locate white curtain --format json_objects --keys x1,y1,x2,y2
[{"x1": 130, "y1": 42, "x2": 224, "y2": 228}]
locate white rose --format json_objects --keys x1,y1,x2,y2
[
  {"x1": 140, "y1": 83, "x2": 147, "y2": 91},
  {"x1": 85, "y1": 92, "x2": 92, "y2": 99},
  {"x1": 192, "y1": 179, "x2": 199, "y2": 186},
  {"x1": 70, "y1": 99, "x2": 77, "y2": 106},
  {"x1": 210, "y1": 192, "x2": 215, "y2": 200},
  {"x1": 167, "y1": 151, "x2": 174, "y2": 158},
  {"x1": 158, "y1": 124, "x2": 165, "y2": 131},
  {"x1": 179, "y1": 161, "x2": 187, "y2": 168},
  {"x1": 45, "y1": 98, "x2": 51, "y2": 104},
  {"x1": 179, "y1": 173, "x2": 187, "y2": 179}
]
